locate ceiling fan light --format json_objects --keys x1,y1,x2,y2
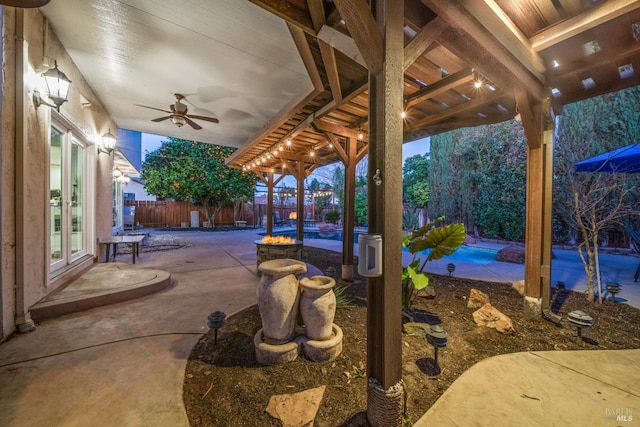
[{"x1": 171, "y1": 115, "x2": 187, "y2": 127}]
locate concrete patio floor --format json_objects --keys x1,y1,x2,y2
[{"x1": 0, "y1": 229, "x2": 638, "y2": 426}]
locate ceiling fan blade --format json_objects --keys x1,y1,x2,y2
[
  {"x1": 135, "y1": 104, "x2": 172, "y2": 114},
  {"x1": 185, "y1": 117, "x2": 203, "y2": 130},
  {"x1": 151, "y1": 116, "x2": 171, "y2": 122},
  {"x1": 187, "y1": 114, "x2": 219, "y2": 124}
]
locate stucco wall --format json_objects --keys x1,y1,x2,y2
[
  {"x1": 1, "y1": 8, "x2": 116, "y2": 339},
  {"x1": 1, "y1": 7, "x2": 16, "y2": 341}
]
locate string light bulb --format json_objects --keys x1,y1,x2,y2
[
  {"x1": 473, "y1": 69, "x2": 483, "y2": 88},
  {"x1": 358, "y1": 133, "x2": 363, "y2": 139},
  {"x1": 401, "y1": 111, "x2": 407, "y2": 119},
  {"x1": 286, "y1": 139, "x2": 292, "y2": 146}
]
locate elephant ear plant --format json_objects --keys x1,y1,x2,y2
[{"x1": 401, "y1": 216, "x2": 466, "y2": 311}]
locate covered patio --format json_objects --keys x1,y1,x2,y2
[{"x1": 3, "y1": 0, "x2": 640, "y2": 424}]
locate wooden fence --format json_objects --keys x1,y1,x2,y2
[{"x1": 124, "y1": 200, "x2": 319, "y2": 228}]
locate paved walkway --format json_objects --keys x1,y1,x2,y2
[
  {"x1": 0, "y1": 229, "x2": 638, "y2": 426},
  {"x1": 0, "y1": 230, "x2": 261, "y2": 426}
]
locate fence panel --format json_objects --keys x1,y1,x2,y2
[{"x1": 124, "y1": 200, "x2": 261, "y2": 227}]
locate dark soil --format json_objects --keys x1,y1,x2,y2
[{"x1": 183, "y1": 247, "x2": 640, "y2": 426}]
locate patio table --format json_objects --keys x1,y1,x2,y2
[{"x1": 99, "y1": 235, "x2": 145, "y2": 264}]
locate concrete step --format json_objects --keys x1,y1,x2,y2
[{"x1": 31, "y1": 263, "x2": 171, "y2": 321}]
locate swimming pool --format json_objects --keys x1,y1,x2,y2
[{"x1": 262, "y1": 229, "x2": 498, "y2": 265}]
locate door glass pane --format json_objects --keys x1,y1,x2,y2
[
  {"x1": 71, "y1": 141, "x2": 84, "y2": 255},
  {"x1": 50, "y1": 127, "x2": 63, "y2": 264}
]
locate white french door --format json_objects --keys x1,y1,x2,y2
[{"x1": 49, "y1": 119, "x2": 93, "y2": 274}]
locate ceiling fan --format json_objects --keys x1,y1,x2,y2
[{"x1": 135, "y1": 93, "x2": 219, "y2": 130}]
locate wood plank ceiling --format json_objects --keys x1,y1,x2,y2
[{"x1": 226, "y1": 0, "x2": 640, "y2": 174}]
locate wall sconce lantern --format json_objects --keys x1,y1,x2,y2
[
  {"x1": 33, "y1": 61, "x2": 72, "y2": 112},
  {"x1": 99, "y1": 128, "x2": 117, "y2": 155}
]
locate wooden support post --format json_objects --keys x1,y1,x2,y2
[
  {"x1": 266, "y1": 172, "x2": 275, "y2": 236},
  {"x1": 540, "y1": 127, "x2": 555, "y2": 312},
  {"x1": 366, "y1": 0, "x2": 405, "y2": 425},
  {"x1": 342, "y1": 137, "x2": 356, "y2": 280},
  {"x1": 296, "y1": 162, "x2": 306, "y2": 242},
  {"x1": 520, "y1": 94, "x2": 555, "y2": 316}
]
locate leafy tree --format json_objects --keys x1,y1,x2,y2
[
  {"x1": 142, "y1": 138, "x2": 257, "y2": 225},
  {"x1": 354, "y1": 176, "x2": 368, "y2": 226},
  {"x1": 429, "y1": 121, "x2": 527, "y2": 239},
  {"x1": 403, "y1": 153, "x2": 430, "y2": 208}
]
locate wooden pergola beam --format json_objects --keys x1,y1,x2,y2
[
  {"x1": 460, "y1": 0, "x2": 546, "y2": 77},
  {"x1": 404, "y1": 66, "x2": 473, "y2": 108},
  {"x1": 324, "y1": 132, "x2": 349, "y2": 165},
  {"x1": 225, "y1": 84, "x2": 321, "y2": 166},
  {"x1": 403, "y1": 16, "x2": 447, "y2": 71},
  {"x1": 248, "y1": 0, "x2": 315, "y2": 35},
  {"x1": 288, "y1": 23, "x2": 324, "y2": 91},
  {"x1": 317, "y1": 24, "x2": 367, "y2": 68},
  {"x1": 422, "y1": 0, "x2": 545, "y2": 100},
  {"x1": 314, "y1": 118, "x2": 369, "y2": 142},
  {"x1": 333, "y1": 0, "x2": 384, "y2": 74},
  {"x1": 406, "y1": 89, "x2": 506, "y2": 130},
  {"x1": 319, "y1": 41, "x2": 343, "y2": 102},
  {"x1": 531, "y1": 0, "x2": 640, "y2": 51}
]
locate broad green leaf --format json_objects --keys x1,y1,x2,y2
[
  {"x1": 407, "y1": 267, "x2": 429, "y2": 290},
  {"x1": 409, "y1": 223, "x2": 466, "y2": 261}
]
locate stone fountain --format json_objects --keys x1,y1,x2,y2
[{"x1": 254, "y1": 259, "x2": 343, "y2": 365}]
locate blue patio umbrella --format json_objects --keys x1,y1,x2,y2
[{"x1": 575, "y1": 143, "x2": 640, "y2": 173}]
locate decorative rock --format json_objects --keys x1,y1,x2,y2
[
  {"x1": 467, "y1": 288, "x2": 490, "y2": 309},
  {"x1": 402, "y1": 322, "x2": 430, "y2": 336},
  {"x1": 266, "y1": 385, "x2": 326, "y2": 427},
  {"x1": 496, "y1": 244, "x2": 525, "y2": 264},
  {"x1": 512, "y1": 280, "x2": 525, "y2": 296},
  {"x1": 472, "y1": 303, "x2": 515, "y2": 334},
  {"x1": 464, "y1": 234, "x2": 477, "y2": 245}
]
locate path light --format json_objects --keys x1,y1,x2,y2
[
  {"x1": 426, "y1": 324, "x2": 447, "y2": 371},
  {"x1": 567, "y1": 310, "x2": 593, "y2": 338},
  {"x1": 446, "y1": 263, "x2": 456, "y2": 277},
  {"x1": 605, "y1": 283, "x2": 621, "y2": 303},
  {"x1": 324, "y1": 266, "x2": 336, "y2": 278},
  {"x1": 207, "y1": 311, "x2": 226, "y2": 345}
]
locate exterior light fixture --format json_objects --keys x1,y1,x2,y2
[
  {"x1": 207, "y1": 311, "x2": 226, "y2": 345},
  {"x1": 170, "y1": 115, "x2": 187, "y2": 127},
  {"x1": 99, "y1": 128, "x2": 117, "y2": 155},
  {"x1": 473, "y1": 69, "x2": 483, "y2": 88},
  {"x1": 446, "y1": 263, "x2": 456, "y2": 276},
  {"x1": 567, "y1": 310, "x2": 593, "y2": 338},
  {"x1": 33, "y1": 60, "x2": 72, "y2": 112},
  {"x1": 426, "y1": 324, "x2": 447, "y2": 373},
  {"x1": 605, "y1": 283, "x2": 621, "y2": 303},
  {"x1": 113, "y1": 168, "x2": 122, "y2": 179},
  {"x1": 401, "y1": 111, "x2": 407, "y2": 119}
]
